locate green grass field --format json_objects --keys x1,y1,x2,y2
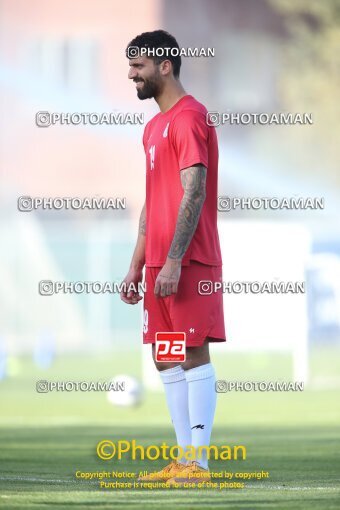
[{"x1": 0, "y1": 347, "x2": 340, "y2": 509}]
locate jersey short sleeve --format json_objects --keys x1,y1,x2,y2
[{"x1": 170, "y1": 109, "x2": 209, "y2": 170}]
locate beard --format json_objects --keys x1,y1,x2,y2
[{"x1": 135, "y1": 75, "x2": 162, "y2": 100}]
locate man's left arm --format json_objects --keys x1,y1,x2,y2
[{"x1": 154, "y1": 164, "x2": 207, "y2": 297}]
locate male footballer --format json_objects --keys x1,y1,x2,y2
[{"x1": 121, "y1": 30, "x2": 226, "y2": 486}]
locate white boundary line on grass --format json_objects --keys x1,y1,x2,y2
[{"x1": 0, "y1": 476, "x2": 74, "y2": 484}]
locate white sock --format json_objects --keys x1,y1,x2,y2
[
  {"x1": 159, "y1": 365, "x2": 192, "y2": 465},
  {"x1": 185, "y1": 363, "x2": 216, "y2": 470}
]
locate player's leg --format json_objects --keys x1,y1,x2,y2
[
  {"x1": 140, "y1": 268, "x2": 190, "y2": 481},
  {"x1": 138, "y1": 354, "x2": 190, "y2": 481},
  {"x1": 165, "y1": 262, "x2": 225, "y2": 485},
  {"x1": 184, "y1": 341, "x2": 216, "y2": 465},
  {"x1": 165, "y1": 341, "x2": 216, "y2": 485},
  {"x1": 152, "y1": 349, "x2": 192, "y2": 467}
]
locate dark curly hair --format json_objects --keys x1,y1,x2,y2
[{"x1": 126, "y1": 30, "x2": 182, "y2": 78}]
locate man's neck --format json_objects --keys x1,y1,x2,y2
[{"x1": 155, "y1": 81, "x2": 187, "y2": 113}]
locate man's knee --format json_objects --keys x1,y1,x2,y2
[
  {"x1": 151, "y1": 344, "x2": 182, "y2": 372},
  {"x1": 154, "y1": 360, "x2": 182, "y2": 371},
  {"x1": 151, "y1": 339, "x2": 210, "y2": 372},
  {"x1": 181, "y1": 341, "x2": 210, "y2": 371}
]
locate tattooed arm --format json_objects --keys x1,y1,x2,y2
[
  {"x1": 169, "y1": 165, "x2": 207, "y2": 259},
  {"x1": 121, "y1": 202, "x2": 146, "y2": 304},
  {"x1": 138, "y1": 202, "x2": 146, "y2": 236},
  {"x1": 154, "y1": 165, "x2": 207, "y2": 297}
]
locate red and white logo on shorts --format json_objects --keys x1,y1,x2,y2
[
  {"x1": 155, "y1": 332, "x2": 186, "y2": 362},
  {"x1": 143, "y1": 309, "x2": 149, "y2": 334}
]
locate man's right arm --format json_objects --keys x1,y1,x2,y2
[{"x1": 120, "y1": 202, "x2": 146, "y2": 304}]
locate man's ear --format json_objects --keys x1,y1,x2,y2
[{"x1": 159, "y1": 59, "x2": 172, "y2": 77}]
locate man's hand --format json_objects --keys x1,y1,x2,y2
[
  {"x1": 121, "y1": 202, "x2": 145, "y2": 305},
  {"x1": 120, "y1": 267, "x2": 144, "y2": 305},
  {"x1": 154, "y1": 257, "x2": 181, "y2": 298}
]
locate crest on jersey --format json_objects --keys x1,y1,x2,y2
[
  {"x1": 163, "y1": 122, "x2": 169, "y2": 138},
  {"x1": 149, "y1": 145, "x2": 155, "y2": 170}
]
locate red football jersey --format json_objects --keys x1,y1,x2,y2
[{"x1": 143, "y1": 95, "x2": 222, "y2": 267}]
